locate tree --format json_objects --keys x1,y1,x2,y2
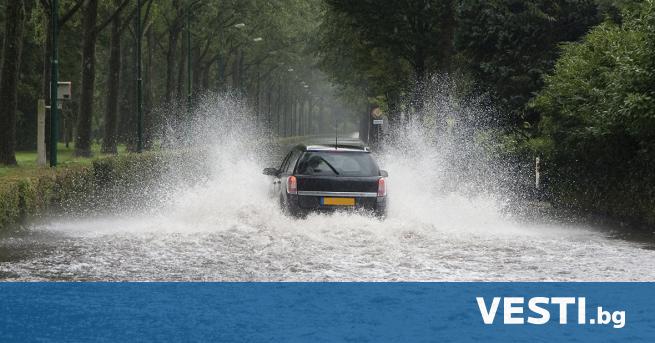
[
  {"x1": 0, "y1": 0, "x2": 26, "y2": 165},
  {"x1": 74, "y1": 0, "x2": 129, "y2": 157},
  {"x1": 323, "y1": 0, "x2": 456, "y2": 116},
  {"x1": 531, "y1": 1, "x2": 655, "y2": 224},
  {"x1": 456, "y1": 0, "x2": 601, "y2": 129},
  {"x1": 102, "y1": 0, "x2": 153, "y2": 154},
  {"x1": 317, "y1": 5, "x2": 412, "y2": 121},
  {"x1": 101, "y1": 0, "x2": 126, "y2": 154},
  {"x1": 326, "y1": 0, "x2": 455, "y2": 83},
  {"x1": 3, "y1": 0, "x2": 333, "y2": 160}
]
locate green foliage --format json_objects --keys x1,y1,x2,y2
[
  {"x1": 0, "y1": 182, "x2": 21, "y2": 229},
  {"x1": 316, "y1": 6, "x2": 412, "y2": 104},
  {"x1": 0, "y1": 165, "x2": 91, "y2": 230},
  {"x1": 318, "y1": 0, "x2": 458, "y2": 117},
  {"x1": 324, "y1": 0, "x2": 456, "y2": 75},
  {"x1": 456, "y1": 0, "x2": 601, "y2": 128},
  {"x1": 0, "y1": 151, "x2": 196, "y2": 232},
  {"x1": 319, "y1": 0, "x2": 601, "y2": 123},
  {"x1": 531, "y1": 1, "x2": 655, "y2": 225},
  {"x1": 3, "y1": 0, "x2": 330, "y2": 163}
]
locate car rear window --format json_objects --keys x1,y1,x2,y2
[{"x1": 295, "y1": 151, "x2": 380, "y2": 177}]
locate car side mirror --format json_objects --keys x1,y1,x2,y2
[
  {"x1": 380, "y1": 170, "x2": 389, "y2": 177},
  {"x1": 263, "y1": 168, "x2": 279, "y2": 176}
]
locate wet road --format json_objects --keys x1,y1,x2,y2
[
  {"x1": 1, "y1": 163, "x2": 654, "y2": 281},
  {"x1": 1, "y1": 108, "x2": 654, "y2": 281}
]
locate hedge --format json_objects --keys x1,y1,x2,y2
[{"x1": 0, "y1": 151, "x2": 206, "y2": 232}]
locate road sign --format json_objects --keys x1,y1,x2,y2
[
  {"x1": 57, "y1": 81, "x2": 71, "y2": 100},
  {"x1": 50, "y1": 81, "x2": 72, "y2": 101}
]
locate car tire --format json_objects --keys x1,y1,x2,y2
[{"x1": 280, "y1": 195, "x2": 306, "y2": 219}]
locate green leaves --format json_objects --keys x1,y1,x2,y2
[
  {"x1": 529, "y1": 1, "x2": 655, "y2": 226},
  {"x1": 456, "y1": 0, "x2": 601, "y2": 128},
  {"x1": 534, "y1": 4, "x2": 655, "y2": 140}
]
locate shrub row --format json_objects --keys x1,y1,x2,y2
[
  {"x1": 0, "y1": 151, "x2": 203, "y2": 232},
  {"x1": 544, "y1": 153, "x2": 655, "y2": 229}
]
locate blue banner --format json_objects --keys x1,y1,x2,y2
[{"x1": 0, "y1": 283, "x2": 653, "y2": 342}]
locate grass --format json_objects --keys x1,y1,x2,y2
[
  {"x1": 0, "y1": 143, "x2": 128, "y2": 181},
  {"x1": 1, "y1": 135, "x2": 303, "y2": 181}
]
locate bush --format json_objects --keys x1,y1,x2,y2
[
  {"x1": 0, "y1": 151, "x2": 194, "y2": 232},
  {"x1": 0, "y1": 182, "x2": 21, "y2": 229},
  {"x1": 531, "y1": 2, "x2": 655, "y2": 226}
]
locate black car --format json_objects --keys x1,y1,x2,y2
[{"x1": 263, "y1": 142, "x2": 388, "y2": 217}]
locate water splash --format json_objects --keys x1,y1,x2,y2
[{"x1": 1, "y1": 89, "x2": 654, "y2": 281}]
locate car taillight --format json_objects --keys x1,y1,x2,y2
[
  {"x1": 287, "y1": 176, "x2": 297, "y2": 194},
  {"x1": 377, "y1": 178, "x2": 386, "y2": 197}
]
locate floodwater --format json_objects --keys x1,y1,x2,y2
[
  {"x1": 1, "y1": 190, "x2": 654, "y2": 281},
  {"x1": 1, "y1": 95, "x2": 654, "y2": 281}
]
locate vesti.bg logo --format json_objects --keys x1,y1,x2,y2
[{"x1": 476, "y1": 297, "x2": 626, "y2": 328}]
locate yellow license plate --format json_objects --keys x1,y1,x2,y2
[{"x1": 322, "y1": 197, "x2": 355, "y2": 206}]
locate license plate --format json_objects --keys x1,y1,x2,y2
[{"x1": 322, "y1": 197, "x2": 355, "y2": 206}]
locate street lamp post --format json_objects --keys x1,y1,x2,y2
[
  {"x1": 50, "y1": 0, "x2": 59, "y2": 167},
  {"x1": 136, "y1": 0, "x2": 143, "y2": 153}
]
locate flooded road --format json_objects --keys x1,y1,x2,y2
[
  {"x1": 1, "y1": 97, "x2": 654, "y2": 282},
  {"x1": 2, "y1": 142, "x2": 654, "y2": 282},
  {"x1": 1, "y1": 201, "x2": 654, "y2": 281}
]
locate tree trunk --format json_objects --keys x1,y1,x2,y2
[
  {"x1": 144, "y1": 26, "x2": 154, "y2": 149},
  {"x1": 282, "y1": 84, "x2": 288, "y2": 136},
  {"x1": 216, "y1": 55, "x2": 225, "y2": 91},
  {"x1": 65, "y1": 108, "x2": 73, "y2": 148},
  {"x1": 299, "y1": 98, "x2": 304, "y2": 136},
  {"x1": 231, "y1": 51, "x2": 240, "y2": 91},
  {"x1": 308, "y1": 97, "x2": 314, "y2": 135},
  {"x1": 255, "y1": 68, "x2": 260, "y2": 117},
  {"x1": 238, "y1": 52, "x2": 245, "y2": 94},
  {"x1": 119, "y1": 36, "x2": 138, "y2": 152},
  {"x1": 102, "y1": 8, "x2": 122, "y2": 154},
  {"x1": 267, "y1": 87, "x2": 272, "y2": 129},
  {"x1": 293, "y1": 98, "x2": 297, "y2": 136},
  {"x1": 275, "y1": 84, "x2": 282, "y2": 135},
  {"x1": 118, "y1": 36, "x2": 136, "y2": 149},
  {"x1": 386, "y1": 90, "x2": 401, "y2": 129},
  {"x1": 165, "y1": 29, "x2": 179, "y2": 101},
  {"x1": 438, "y1": 0, "x2": 456, "y2": 72},
  {"x1": 75, "y1": 0, "x2": 98, "y2": 157},
  {"x1": 176, "y1": 35, "x2": 186, "y2": 101},
  {"x1": 412, "y1": 49, "x2": 427, "y2": 118},
  {"x1": 192, "y1": 48, "x2": 202, "y2": 92},
  {"x1": 0, "y1": 0, "x2": 25, "y2": 165},
  {"x1": 201, "y1": 63, "x2": 210, "y2": 91},
  {"x1": 318, "y1": 103, "x2": 323, "y2": 134}
]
